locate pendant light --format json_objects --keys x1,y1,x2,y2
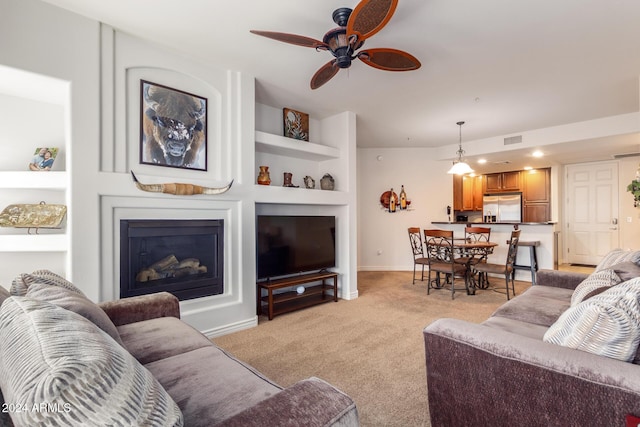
[{"x1": 447, "y1": 121, "x2": 474, "y2": 175}]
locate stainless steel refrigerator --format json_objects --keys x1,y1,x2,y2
[{"x1": 482, "y1": 193, "x2": 522, "y2": 223}]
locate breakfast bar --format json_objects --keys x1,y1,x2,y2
[{"x1": 431, "y1": 222, "x2": 559, "y2": 282}]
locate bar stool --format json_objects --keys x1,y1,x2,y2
[{"x1": 512, "y1": 240, "x2": 540, "y2": 285}]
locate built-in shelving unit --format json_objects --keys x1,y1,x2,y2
[
  {"x1": 255, "y1": 130, "x2": 340, "y2": 161},
  {"x1": 253, "y1": 105, "x2": 356, "y2": 303},
  {"x1": 0, "y1": 65, "x2": 70, "y2": 284},
  {"x1": 0, "y1": 171, "x2": 68, "y2": 189}
]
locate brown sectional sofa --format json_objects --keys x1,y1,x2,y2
[
  {"x1": 0, "y1": 273, "x2": 358, "y2": 427},
  {"x1": 102, "y1": 292, "x2": 359, "y2": 426},
  {"x1": 423, "y1": 268, "x2": 640, "y2": 427}
]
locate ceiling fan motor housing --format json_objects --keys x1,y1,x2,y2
[{"x1": 332, "y1": 7, "x2": 352, "y2": 26}]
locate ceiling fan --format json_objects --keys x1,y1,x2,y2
[{"x1": 250, "y1": 0, "x2": 421, "y2": 89}]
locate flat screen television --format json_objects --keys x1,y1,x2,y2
[{"x1": 256, "y1": 215, "x2": 336, "y2": 280}]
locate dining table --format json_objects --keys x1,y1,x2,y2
[{"x1": 451, "y1": 239, "x2": 499, "y2": 294}]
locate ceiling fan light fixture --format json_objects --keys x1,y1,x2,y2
[{"x1": 447, "y1": 121, "x2": 474, "y2": 175}]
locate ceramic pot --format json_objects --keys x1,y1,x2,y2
[
  {"x1": 320, "y1": 173, "x2": 335, "y2": 190},
  {"x1": 303, "y1": 175, "x2": 315, "y2": 189},
  {"x1": 257, "y1": 166, "x2": 271, "y2": 185}
]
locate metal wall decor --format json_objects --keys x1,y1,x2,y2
[
  {"x1": 0, "y1": 201, "x2": 67, "y2": 233},
  {"x1": 380, "y1": 185, "x2": 412, "y2": 212}
]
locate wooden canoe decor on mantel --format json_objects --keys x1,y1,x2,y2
[{"x1": 130, "y1": 171, "x2": 233, "y2": 196}]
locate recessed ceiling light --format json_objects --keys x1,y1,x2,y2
[
  {"x1": 524, "y1": 166, "x2": 533, "y2": 170},
  {"x1": 532, "y1": 150, "x2": 544, "y2": 158},
  {"x1": 477, "y1": 158, "x2": 487, "y2": 164}
]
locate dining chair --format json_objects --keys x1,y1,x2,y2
[
  {"x1": 424, "y1": 229, "x2": 469, "y2": 299},
  {"x1": 459, "y1": 226, "x2": 492, "y2": 285},
  {"x1": 407, "y1": 227, "x2": 429, "y2": 284},
  {"x1": 472, "y1": 229, "x2": 521, "y2": 300}
]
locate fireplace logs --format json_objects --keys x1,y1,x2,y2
[{"x1": 136, "y1": 255, "x2": 208, "y2": 282}]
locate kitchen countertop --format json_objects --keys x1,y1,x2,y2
[{"x1": 432, "y1": 221, "x2": 556, "y2": 226}]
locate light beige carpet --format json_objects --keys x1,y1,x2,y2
[{"x1": 213, "y1": 271, "x2": 531, "y2": 426}]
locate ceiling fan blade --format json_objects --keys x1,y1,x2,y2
[
  {"x1": 347, "y1": 0, "x2": 398, "y2": 42},
  {"x1": 250, "y1": 30, "x2": 329, "y2": 50},
  {"x1": 358, "y1": 48, "x2": 421, "y2": 71},
  {"x1": 310, "y1": 60, "x2": 340, "y2": 89}
]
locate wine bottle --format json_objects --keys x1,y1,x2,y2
[
  {"x1": 399, "y1": 185, "x2": 407, "y2": 210},
  {"x1": 389, "y1": 188, "x2": 396, "y2": 213}
]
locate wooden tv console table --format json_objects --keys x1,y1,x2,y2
[{"x1": 257, "y1": 271, "x2": 338, "y2": 320}]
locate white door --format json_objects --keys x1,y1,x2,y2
[{"x1": 565, "y1": 161, "x2": 619, "y2": 265}]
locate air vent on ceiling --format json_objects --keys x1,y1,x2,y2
[
  {"x1": 504, "y1": 135, "x2": 522, "y2": 145},
  {"x1": 613, "y1": 152, "x2": 640, "y2": 159}
]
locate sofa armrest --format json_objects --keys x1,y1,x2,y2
[
  {"x1": 98, "y1": 292, "x2": 180, "y2": 326},
  {"x1": 535, "y1": 269, "x2": 588, "y2": 290},
  {"x1": 215, "y1": 377, "x2": 359, "y2": 427},
  {"x1": 424, "y1": 318, "x2": 640, "y2": 427}
]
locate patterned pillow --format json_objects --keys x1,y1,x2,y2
[
  {"x1": 595, "y1": 249, "x2": 640, "y2": 272},
  {"x1": 0, "y1": 297, "x2": 183, "y2": 427},
  {"x1": 544, "y1": 278, "x2": 640, "y2": 362},
  {"x1": 611, "y1": 261, "x2": 640, "y2": 282},
  {"x1": 0, "y1": 285, "x2": 10, "y2": 307},
  {"x1": 571, "y1": 269, "x2": 622, "y2": 306},
  {"x1": 11, "y1": 270, "x2": 85, "y2": 297},
  {"x1": 25, "y1": 282, "x2": 124, "y2": 346}
]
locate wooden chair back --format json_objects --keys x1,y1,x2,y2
[
  {"x1": 505, "y1": 229, "x2": 521, "y2": 268},
  {"x1": 407, "y1": 227, "x2": 425, "y2": 258},
  {"x1": 465, "y1": 226, "x2": 491, "y2": 243},
  {"x1": 424, "y1": 229, "x2": 455, "y2": 263}
]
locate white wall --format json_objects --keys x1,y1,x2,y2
[
  {"x1": 357, "y1": 147, "x2": 452, "y2": 270},
  {"x1": 1, "y1": 0, "x2": 358, "y2": 337}
]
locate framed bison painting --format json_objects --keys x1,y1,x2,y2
[{"x1": 140, "y1": 80, "x2": 207, "y2": 171}]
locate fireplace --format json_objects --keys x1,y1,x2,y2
[{"x1": 120, "y1": 219, "x2": 223, "y2": 301}]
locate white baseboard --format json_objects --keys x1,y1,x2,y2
[{"x1": 202, "y1": 316, "x2": 258, "y2": 338}]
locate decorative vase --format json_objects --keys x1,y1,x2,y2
[
  {"x1": 320, "y1": 173, "x2": 335, "y2": 190},
  {"x1": 257, "y1": 166, "x2": 271, "y2": 185},
  {"x1": 303, "y1": 175, "x2": 315, "y2": 189}
]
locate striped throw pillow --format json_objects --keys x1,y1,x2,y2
[
  {"x1": 595, "y1": 249, "x2": 640, "y2": 272},
  {"x1": 11, "y1": 270, "x2": 85, "y2": 297},
  {"x1": 0, "y1": 297, "x2": 183, "y2": 427},
  {"x1": 570, "y1": 269, "x2": 622, "y2": 306},
  {"x1": 544, "y1": 277, "x2": 640, "y2": 362}
]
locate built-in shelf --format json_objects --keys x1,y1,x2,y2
[
  {"x1": 255, "y1": 130, "x2": 340, "y2": 161},
  {"x1": 253, "y1": 185, "x2": 349, "y2": 205},
  {"x1": 0, "y1": 234, "x2": 68, "y2": 252},
  {"x1": 0, "y1": 171, "x2": 67, "y2": 189}
]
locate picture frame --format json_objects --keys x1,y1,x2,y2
[
  {"x1": 283, "y1": 108, "x2": 309, "y2": 141},
  {"x1": 28, "y1": 147, "x2": 59, "y2": 171},
  {"x1": 140, "y1": 80, "x2": 208, "y2": 171}
]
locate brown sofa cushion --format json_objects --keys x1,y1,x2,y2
[
  {"x1": 144, "y1": 346, "x2": 282, "y2": 426},
  {"x1": 117, "y1": 316, "x2": 214, "y2": 364},
  {"x1": 491, "y1": 285, "x2": 574, "y2": 327}
]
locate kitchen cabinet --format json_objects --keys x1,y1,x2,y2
[
  {"x1": 522, "y1": 168, "x2": 551, "y2": 222},
  {"x1": 484, "y1": 171, "x2": 521, "y2": 193},
  {"x1": 453, "y1": 175, "x2": 483, "y2": 211}
]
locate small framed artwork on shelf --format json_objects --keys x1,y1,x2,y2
[
  {"x1": 283, "y1": 108, "x2": 309, "y2": 141},
  {"x1": 140, "y1": 80, "x2": 208, "y2": 171},
  {"x1": 28, "y1": 147, "x2": 58, "y2": 171}
]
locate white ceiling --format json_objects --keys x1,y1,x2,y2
[{"x1": 39, "y1": 0, "x2": 640, "y2": 169}]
